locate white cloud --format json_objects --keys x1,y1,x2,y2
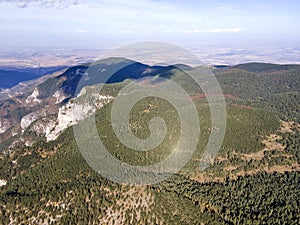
[
  {"x1": 75, "y1": 29, "x2": 87, "y2": 33},
  {"x1": 167, "y1": 28, "x2": 242, "y2": 34},
  {"x1": 0, "y1": 0, "x2": 81, "y2": 8},
  {"x1": 206, "y1": 27, "x2": 242, "y2": 33},
  {"x1": 120, "y1": 30, "x2": 132, "y2": 34}
]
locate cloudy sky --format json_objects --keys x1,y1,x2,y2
[{"x1": 0, "y1": 0, "x2": 299, "y2": 48}]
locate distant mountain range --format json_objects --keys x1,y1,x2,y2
[{"x1": 0, "y1": 66, "x2": 66, "y2": 89}]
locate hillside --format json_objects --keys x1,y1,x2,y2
[
  {"x1": 0, "y1": 66, "x2": 65, "y2": 89},
  {"x1": 0, "y1": 59, "x2": 299, "y2": 224},
  {"x1": 231, "y1": 62, "x2": 300, "y2": 73}
]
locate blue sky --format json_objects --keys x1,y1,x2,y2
[{"x1": 0, "y1": 0, "x2": 299, "y2": 48}]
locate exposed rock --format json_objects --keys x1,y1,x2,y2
[
  {"x1": 0, "y1": 179, "x2": 7, "y2": 187},
  {"x1": 0, "y1": 68, "x2": 67, "y2": 101},
  {"x1": 53, "y1": 89, "x2": 69, "y2": 104},
  {"x1": 21, "y1": 112, "x2": 40, "y2": 130},
  {"x1": 26, "y1": 88, "x2": 41, "y2": 105},
  {"x1": 30, "y1": 116, "x2": 57, "y2": 137},
  {"x1": 46, "y1": 94, "x2": 112, "y2": 141},
  {"x1": 9, "y1": 137, "x2": 25, "y2": 149},
  {"x1": 20, "y1": 106, "x2": 57, "y2": 131},
  {"x1": 0, "y1": 119, "x2": 10, "y2": 134},
  {"x1": 25, "y1": 140, "x2": 34, "y2": 147}
]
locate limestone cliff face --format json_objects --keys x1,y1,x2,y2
[
  {"x1": 0, "y1": 119, "x2": 10, "y2": 134},
  {"x1": 3, "y1": 85, "x2": 112, "y2": 150},
  {"x1": 35, "y1": 93, "x2": 112, "y2": 142},
  {"x1": 46, "y1": 94, "x2": 112, "y2": 141},
  {"x1": 21, "y1": 112, "x2": 40, "y2": 130},
  {"x1": 0, "y1": 66, "x2": 89, "y2": 150},
  {"x1": 25, "y1": 88, "x2": 41, "y2": 105},
  {"x1": 53, "y1": 89, "x2": 69, "y2": 104},
  {"x1": 0, "y1": 69, "x2": 67, "y2": 147},
  {"x1": 0, "y1": 58, "x2": 156, "y2": 152}
]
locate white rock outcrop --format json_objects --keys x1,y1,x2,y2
[
  {"x1": 0, "y1": 179, "x2": 7, "y2": 187},
  {"x1": 46, "y1": 94, "x2": 112, "y2": 141},
  {"x1": 26, "y1": 88, "x2": 41, "y2": 104},
  {"x1": 21, "y1": 112, "x2": 40, "y2": 130},
  {"x1": 53, "y1": 89, "x2": 69, "y2": 104},
  {"x1": 0, "y1": 119, "x2": 10, "y2": 134}
]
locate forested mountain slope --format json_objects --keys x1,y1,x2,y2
[{"x1": 0, "y1": 60, "x2": 299, "y2": 224}]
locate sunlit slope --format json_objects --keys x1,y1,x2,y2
[{"x1": 0, "y1": 59, "x2": 299, "y2": 224}]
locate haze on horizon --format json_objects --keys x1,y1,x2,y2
[
  {"x1": 1, "y1": 0, "x2": 299, "y2": 47},
  {"x1": 0, "y1": 0, "x2": 300, "y2": 65}
]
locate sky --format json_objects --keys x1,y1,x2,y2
[{"x1": 0, "y1": 0, "x2": 300, "y2": 49}]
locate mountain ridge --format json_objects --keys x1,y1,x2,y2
[
  {"x1": 0, "y1": 58, "x2": 299, "y2": 224},
  {"x1": 1, "y1": 58, "x2": 300, "y2": 152}
]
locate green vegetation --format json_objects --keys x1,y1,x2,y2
[
  {"x1": 232, "y1": 62, "x2": 300, "y2": 73},
  {"x1": 216, "y1": 65, "x2": 300, "y2": 122},
  {"x1": 96, "y1": 97, "x2": 181, "y2": 166},
  {"x1": 0, "y1": 61, "x2": 299, "y2": 224}
]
